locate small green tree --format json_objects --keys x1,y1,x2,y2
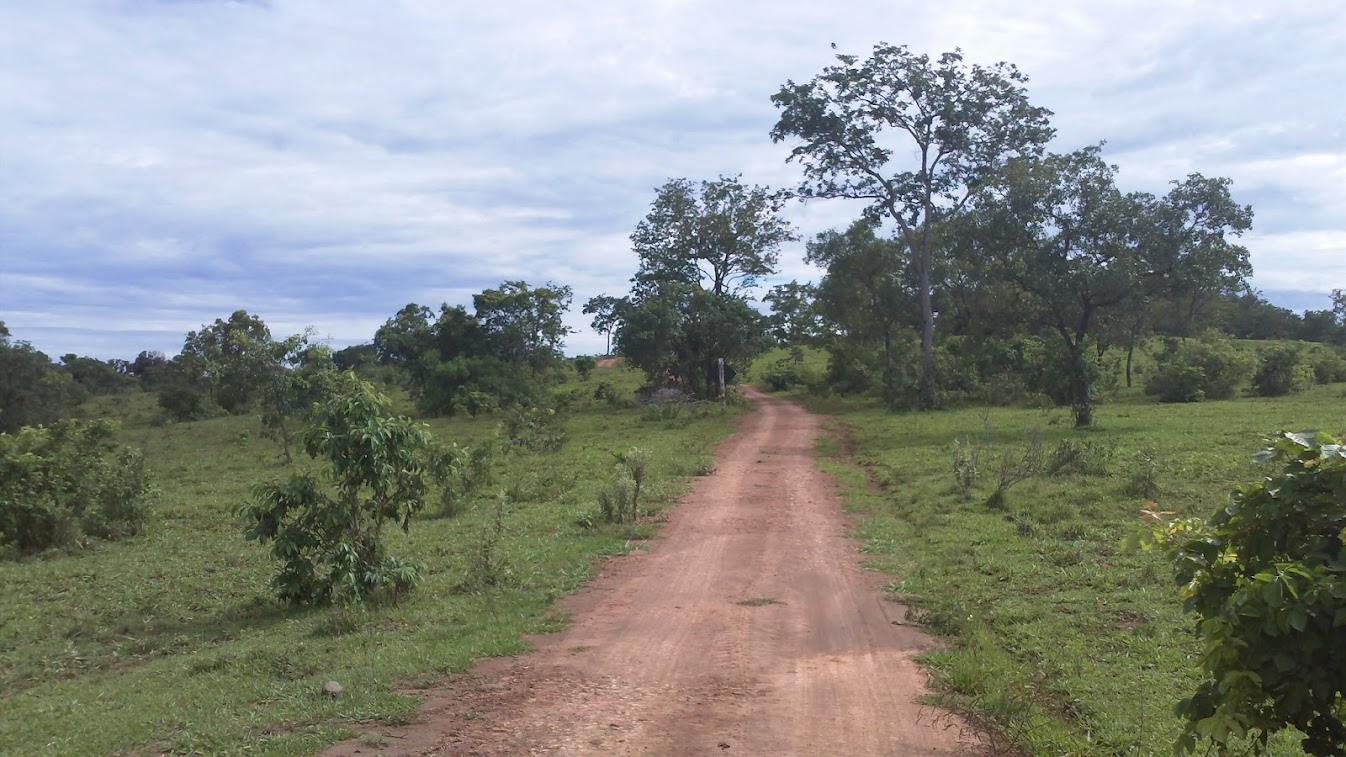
[
  {"x1": 257, "y1": 332, "x2": 340, "y2": 463},
  {"x1": 1130, "y1": 432, "x2": 1346, "y2": 756},
  {"x1": 241, "y1": 373, "x2": 450, "y2": 605},
  {"x1": 179, "y1": 310, "x2": 276, "y2": 413},
  {"x1": 583, "y1": 294, "x2": 627, "y2": 356}
]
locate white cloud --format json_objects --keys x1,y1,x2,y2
[{"x1": 1, "y1": 0, "x2": 1342, "y2": 358}]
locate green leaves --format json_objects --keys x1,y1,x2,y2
[
  {"x1": 242, "y1": 373, "x2": 450, "y2": 606},
  {"x1": 1133, "y1": 430, "x2": 1346, "y2": 755},
  {"x1": 0, "y1": 419, "x2": 154, "y2": 555}
]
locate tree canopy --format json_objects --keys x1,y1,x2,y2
[
  {"x1": 772, "y1": 43, "x2": 1055, "y2": 407},
  {"x1": 631, "y1": 175, "x2": 795, "y2": 297}
]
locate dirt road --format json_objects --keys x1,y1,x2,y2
[{"x1": 330, "y1": 388, "x2": 977, "y2": 756}]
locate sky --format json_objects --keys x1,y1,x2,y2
[{"x1": 2, "y1": 0, "x2": 1343, "y2": 359}]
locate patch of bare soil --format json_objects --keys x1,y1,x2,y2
[
  {"x1": 594, "y1": 357, "x2": 624, "y2": 368},
  {"x1": 327, "y1": 387, "x2": 981, "y2": 756}
]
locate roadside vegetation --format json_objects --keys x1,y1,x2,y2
[
  {"x1": 4, "y1": 36, "x2": 1346, "y2": 757},
  {"x1": 754, "y1": 345, "x2": 1346, "y2": 755},
  {"x1": 0, "y1": 363, "x2": 737, "y2": 754}
]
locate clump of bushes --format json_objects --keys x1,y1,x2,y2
[
  {"x1": 1251, "y1": 345, "x2": 1314, "y2": 397},
  {"x1": 0, "y1": 419, "x2": 154, "y2": 556},
  {"x1": 761, "y1": 357, "x2": 805, "y2": 391},
  {"x1": 412, "y1": 356, "x2": 545, "y2": 417},
  {"x1": 572, "y1": 355, "x2": 596, "y2": 381},
  {"x1": 1308, "y1": 348, "x2": 1346, "y2": 385},
  {"x1": 1144, "y1": 337, "x2": 1252, "y2": 403}
]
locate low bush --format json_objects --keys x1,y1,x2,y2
[
  {"x1": 1251, "y1": 345, "x2": 1313, "y2": 397},
  {"x1": 572, "y1": 356, "x2": 596, "y2": 381},
  {"x1": 1145, "y1": 337, "x2": 1252, "y2": 403},
  {"x1": 951, "y1": 438, "x2": 980, "y2": 500},
  {"x1": 595, "y1": 447, "x2": 652, "y2": 524},
  {"x1": 760, "y1": 357, "x2": 804, "y2": 392},
  {"x1": 822, "y1": 344, "x2": 880, "y2": 397},
  {"x1": 592, "y1": 381, "x2": 626, "y2": 407},
  {"x1": 1309, "y1": 349, "x2": 1346, "y2": 385},
  {"x1": 0, "y1": 419, "x2": 154, "y2": 556},
  {"x1": 1043, "y1": 438, "x2": 1114, "y2": 477},
  {"x1": 500, "y1": 405, "x2": 566, "y2": 452},
  {"x1": 986, "y1": 431, "x2": 1043, "y2": 509}
]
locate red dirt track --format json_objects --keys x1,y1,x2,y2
[{"x1": 329, "y1": 388, "x2": 979, "y2": 756}]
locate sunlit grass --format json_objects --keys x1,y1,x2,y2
[{"x1": 810, "y1": 378, "x2": 1346, "y2": 754}]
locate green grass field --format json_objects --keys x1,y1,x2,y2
[
  {"x1": 781, "y1": 353, "x2": 1346, "y2": 754},
  {"x1": 0, "y1": 364, "x2": 739, "y2": 755}
]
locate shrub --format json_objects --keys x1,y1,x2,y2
[
  {"x1": 951, "y1": 438, "x2": 980, "y2": 500},
  {"x1": 596, "y1": 447, "x2": 652, "y2": 524},
  {"x1": 572, "y1": 356, "x2": 596, "y2": 381},
  {"x1": 500, "y1": 405, "x2": 565, "y2": 452},
  {"x1": 1310, "y1": 349, "x2": 1346, "y2": 385},
  {"x1": 156, "y1": 374, "x2": 221, "y2": 422},
  {"x1": 1129, "y1": 432, "x2": 1346, "y2": 756},
  {"x1": 1145, "y1": 337, "x2": 1252, "y2": 403},
  {"x1": 761, "y1": 357, "x2": 803, "y2": 392},
  {"x1": 822, "y1": 344, "x2": 879, "y2": 396},
  {"x1": 459, "y1": 494, "x2": 510, "y2": 592},
  {"x1": 411, "y1": 355, "x2": 543, "y2": 417},
  {"x1": 592, "y1": 381, "x2": 625, "y2": 407},
  {"x1": 0, "y1": 419, "x2": 154, "y2": 556},
  {"x1": 240, "y1": 373, "x2": 449, "y2": 605},
  {"x1": 1121, "y1": 448, "x2": 1161, "y2": 498},
  {"x1": 1043, "y1": 438, "x2": 1114, "y2": 477},
  {"x1": 939, "y1": 335, "x2": 1047, "y2": 407},
  {"x1": 1251, "y1": 345, "x2": 1313, "y2": 397},
  {"x1": 986, "y1": 431, "x2": 1043, "y2": 509}
]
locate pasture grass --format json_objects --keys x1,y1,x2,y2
[
  {"x1": 808, "y1": 378, "x2": 1346, "y2": 754},
  {"x1": 0, "y1": 363, "x2": 738, "y2": 755}
]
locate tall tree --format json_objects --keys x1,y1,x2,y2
[
  {"x1": 619, "y1": 176, "x2": 792, "y2": 397},
  {"x1": 771, "y1": 43, "x2": 1055, "y2": 407},
  {"x1": 473, "y1": 281, "x2": 573, "y2": 377},
  {"x1": 631, "y1": 175, "x2": 796, "y2": 296},
  {"x1": 807, "y1": 222, "x2": 917, "y2": 407},
  {"x1": 763, "y1": 281, "x2": 820, "y2": 346},
  {"x1": 960, "y1": 146, "x2": 1252, "y2": 426},
  {"x1": 373, "y1": 304, "x2": 435, "y2": 366},
  {"x1": 582, "y1": 294, "x2": 627, "y2": 356}
]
